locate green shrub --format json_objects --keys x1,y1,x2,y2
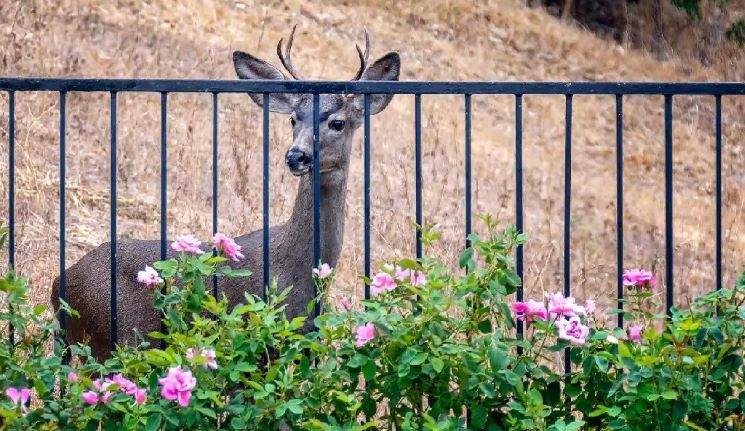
[{"x1": 0, "y1": 219, "x2": 743, "y2": 430}]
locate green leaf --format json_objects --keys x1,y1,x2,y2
[
  {"x1": 362, "y1": 359, "x2": 376, "y2": 381},
  {"x1": 32, "y1": 304, "x2": 47, "y2": 316},
  {"x1": 348, "y1": 354, "x2": 369, "y2": 368},
  {"x1": 410, "y1": 352, "x2": 428, "y2": 366},
  {"x1": 458, "y1": 247, "x2": 474, "y2": 269},
  {"x1": 234, "y1": 362, "x2": 257, "y2": 373},
  {"x1": 488, "y1": 345, "x2": 509, "y2": 370},
  {"x1": 287, "y1": 399, "x2": 304, "y2": 415},
  {"x1": 431, "y1": 357, "x2": 445, "y2": 373},
  {"x1": 617, "y1": 341, "x2": 632, "y2": 358},
  {"x1": 145, "y1": 413, "x2": 162, "y2": 431},
  {"x1": 594, "y1": 355, "x2": 609, "y2": 373},
  {"x1": 231, "y1": 418, "x2": 246, "y2": 430},
  {"x1": 662, "y1": 390, "x2": 678, "y2": 400}
]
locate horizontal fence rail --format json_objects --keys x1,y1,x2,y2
[
  {"x1": 2, "y1": 78, "x2": 745, "y2": 94},
  {"x1": 1, "y1": 78, "x2": 743, "y2": 376}
]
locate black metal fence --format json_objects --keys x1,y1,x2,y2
[{"x1": 1, "y1": 79, "x2": 744, "y2": 368}]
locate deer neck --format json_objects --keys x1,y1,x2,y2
[{"x1": 285, "y1": 169, "x2": 348, "y2": 267}]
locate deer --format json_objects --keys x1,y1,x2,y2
[{"x1": 51, "y1": 26, "x2": 401, "y2": 359}]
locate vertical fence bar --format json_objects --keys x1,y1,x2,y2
[
  {"x1": 415, "y1": 94, "x2": 422, "y2": 260},
  {"x1": 160, "y1": 93, "x2": 168, "y2": 260},
  {"x1": 515, "y1": 94, "x2": 524, "y2": 342},
  {"x1": 312, "y1": 94, "x2": 321, "y2": 315},
  {"x1": 7, "y1": 90, "x2": 15, "y2": 346},
  {"x1": 8, "y1": 91, "x2": 15, "y2": 269},
  {"x1": 664, "y1": 95, "x2": 673, "y2": 313},
  {"x1": 616, "y1": 95, "x2": 624, "y2": 328},
  {"x1": 262, "y1": 94, "x2": 270, "y2": 299},
  {"x1": 715, "y1": 95, "x2": 722, "y2": 291},
  {"x1": 464, "y1": 95, "x2": 472, "y2": 249},
  {"x1": 564, "y1": 94, "x2": 572, "y2": 374},
  {"x1": 212, "y1": 92, "x2": 219, "y2": 297},
  {"x1": 59, "y1": 91, "x2": 68, "y2": 351},
  {"x1": 364, "y1": 94, "x2": 371, "y2": 300},
  {"x1": 110, "y1": 92, "x2": 118, "y2": 350},
  {"x1": 160, "y1": 92, "x2": 168, "y2": 342}
]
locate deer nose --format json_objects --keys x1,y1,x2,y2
[{"x1": 285, "y1": 148, "x2": 312, "y2": 173}]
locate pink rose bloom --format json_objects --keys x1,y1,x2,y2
[
  {"x1": 81, "y1": 391, "x2": 99, "y2": 405},
  {"x1": 67, "y1": 371, "x2": 79, "y2": 383},
  {"x1": 137, "y1": 266, "x2": 163, "y2": 289},
  {"x1": 410, "y1": 271, "x2": 426, "y2": 287},
  {"x1": 584, "y1": 299, "x2": 596, "y2": 314},
  {"x1": 511, "y1": 300, "x2": 548, "y2": 322},
  {"x1": 395, "y1": 268, "x2": 426, "y2": 287},
  {"x1": 159, "y1": 367, "x2": 197, "y2": 407},
  {"x1": 112, "y1": 374, "x2": 138, "y2": 395},
  {"x1": 546, "y1": 292, "x2": 586, "y2": 318},
  {"x1": 370, "y1": 272, "x2": 396, "y2": 296},
  {"x1": 212, "y1": 233, "x2": 244, "y2": 262},
  {"x1": 171, "y1": 234, "x2": 204, "y2": 255},
  {"x1": 313, "y1": 263, "x2": 333, "y2": 279},
  {"x1": 186, "y1": 347, "x2": 218, "y2": 370},
  {"x1": 92, "y1": 378, "x2": 113, "y2": 405},
  {"x1": 628, "y1": 325, "x2": 644, "y2": 343},
  {"x1": 5, "y1": 387, "x2": 31, "y2": 415},
  {"x1": 203, "y1": 349, "x2": 218, "y2": 370},
  {"x1": 556, "y1": 316, "x2": 590, "y2": 345},
  {"x1": 623, "y1": 269, "x2": 656, "y2": 290},
  {"x1": 340, "y1": 296, "x2": 353, "y2": 312},
  {"x1": 355, "y1": 323, "x2": 376, "y2": 347},
  {"x1": 133, "y1": 388, "x2": 147, "y2": 405}
]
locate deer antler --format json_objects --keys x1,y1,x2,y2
[
  {"x1": 352, "y1": 28, "x2": 370, "y2": 81},
  {"x1": 277, "y1": 25, "x2": 303, "y2": 80}
]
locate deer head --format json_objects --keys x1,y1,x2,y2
[{"x1": 232, "y1": 26, "x2": 400, "y2": 182}]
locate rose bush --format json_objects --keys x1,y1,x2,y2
[{"x1": 0, "y1": 219, "x2": 743, "y2": 430}]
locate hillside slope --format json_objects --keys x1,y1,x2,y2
[{"x1": 0, "y1": 0, "x2": 743, "y2": 314}]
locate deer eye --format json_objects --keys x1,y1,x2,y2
[
  {"x1": 290, "y1": 117, "x2": 297, "y2": 127},
  {"x1": 328, "y1": 119, "x2": 345, "y2": 131}
]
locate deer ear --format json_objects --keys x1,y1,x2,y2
[
  {"x1": 354, "y1": 52, "x2": 400, "y2": 115},
  {"x1": 233, "y1": 51, "x2": 295, "y2": 114}
]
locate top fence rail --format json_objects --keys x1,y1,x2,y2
[{"x1": 2, "y1": 78, "x2": 745, "y2": 95}]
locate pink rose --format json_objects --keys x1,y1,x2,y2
[
  {"x1": 370, "y1": 272, "x2": 396, "y2": 296},
  {"x1": 5, "y1": 387, "x2": 31, "y2": 415},
  {"x1": 81, "y1": 391, "x2": 99, "y2": 405},
  {"x1": 112, "y1": 374, "x2": 138, "y2": 395},
  {"x1": 340, "y1": 297, "x2": 353, "y2": 312},
  {"x1": 67, "y1": 371, "x2": 79, "y2": 383},
  {"x1": 159, "y1": 367, "x2": 197, "y2": 407},
  {"x1": 313, "y1": 263, "x2": 333, "y2": 279},
  {"x1": 355, "y1": 323, "x2": 376, "y2": 347},
  {"x1": 628, "y1": 325, "x2": 644, "y2": 343},
  {"x1": 556, "y1": 316, "x2": 590, "y2": 346},
  {"x1": 623, "y1": 269, "x2": 656, "y2": 290},
  {"x1": 546, "y1": 292, "x2": 586, "y2": 318},
  {"x1": 133, "y1": 388, "x2": 147, "y2": 405},
  {"x1": 585, "y1": 299, "x2": 596, "y2": 314},
  {"x1": 186, "y1": 347, "x2": 218, "y2": 370},
  {"x1": 171, "y1": 234, "x2": 204, "y2": 255},
  {"x1": 212, "y1": 233, "x2": 244, "y2": 262},
  {"x1": 137, "y1": 266, "x2": 163, "y2": 289},
  {"x1": 395, "y1": 267, "x2": 426, "y2": 287},
  {"x1": 511, "y1": 300, "x2": 548, "y2": 322}
]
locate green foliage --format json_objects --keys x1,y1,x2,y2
[
  {"x1": 726, "y1": 20, "x2": 745, "y2": 45},
  {"x1": 671, "y1": 0, "x2": 745, "y2": 46},
  {"x1": 0, "y1": 218, "x2": 744, "y2": 430}
]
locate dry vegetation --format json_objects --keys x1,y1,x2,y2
[{"x1": 0, "y1": 0, "x2": 743, "y2": 323}]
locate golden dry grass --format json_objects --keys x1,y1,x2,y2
[{"x1": 0, "y1": 0, "x2": 743, "y2": 323}]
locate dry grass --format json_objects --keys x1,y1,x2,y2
[{"x1": 0, "y1": 0, "x2": 743, "y2": 324}]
